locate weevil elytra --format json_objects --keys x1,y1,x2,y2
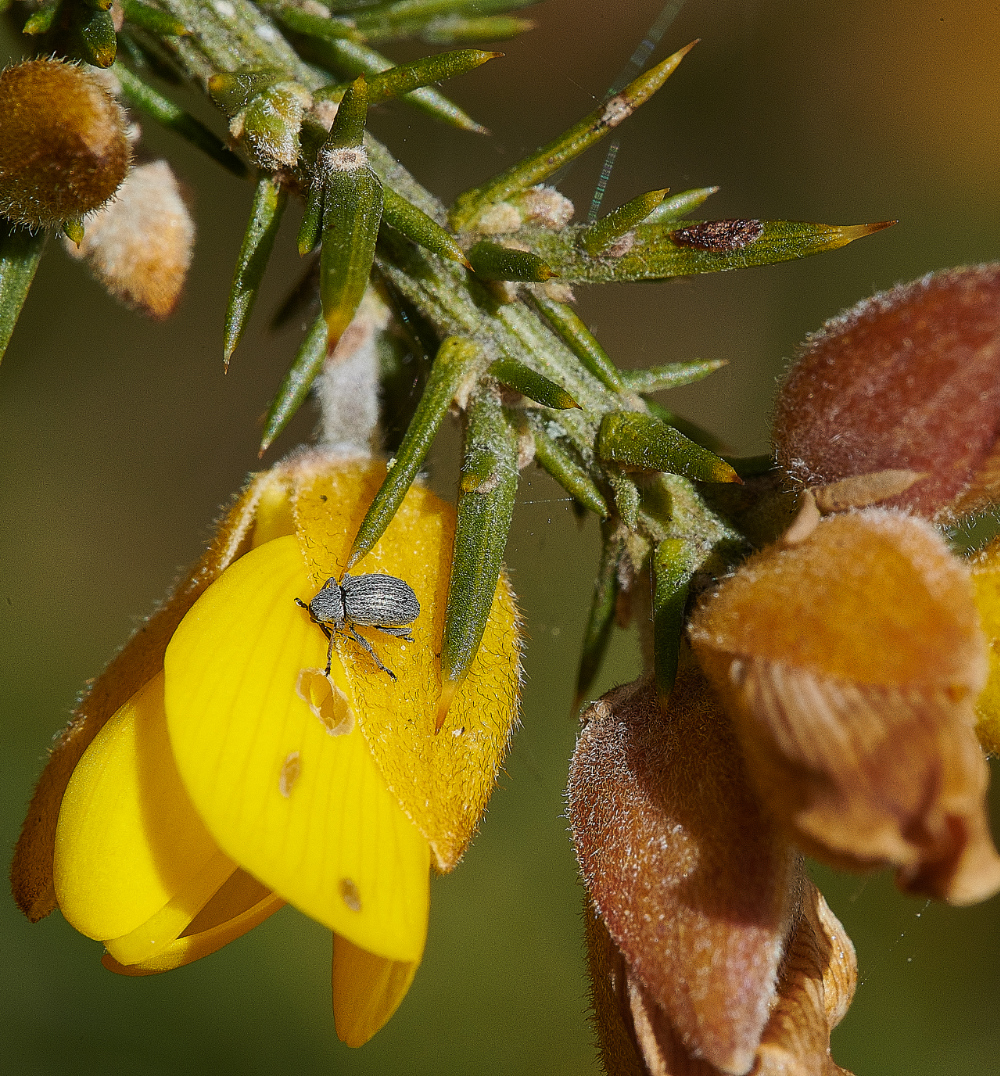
[{"x1": 295, "y1": 572, "x2": 420, "y2": 682}]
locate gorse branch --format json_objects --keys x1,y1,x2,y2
[{"x1": 10, "y1": 6, "x2": 993, "y2": 1075}]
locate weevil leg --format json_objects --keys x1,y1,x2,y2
[
  {"x1": 315, "y1": 621, "x2": 335, "y2": 676},
  {"x1": 347, "y1": 625, "x2": 397, "y2": 682},
  {"x1": 324, "y1": 633, "x2": 336, "y2": 677},
  {"x1": 374, "y1": 624, "x2": 414, "y2": 641}
]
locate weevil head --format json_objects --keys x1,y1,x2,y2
[{"x1": 308, "y1": 576, "x2": 346, "y2": 630}]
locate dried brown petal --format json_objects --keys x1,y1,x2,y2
[
  {"x1": 690, "y1": 510, "x2": 1000, "y2": 904},
  {"x1": 568, "y1": 674, "x2": 802, "y2": 1075},
  {"x1": 753, "y1": 882, "x2": 857, "y2": 1076},
  {"x1": 583, "y1": 882, "x2": 857, "y2": 1076},
  {"x1": 773, "y1": 264, "x2": 1000, "y2": 522}
]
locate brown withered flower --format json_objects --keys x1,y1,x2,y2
[
  {"x1": 569, "y1": 264, "x2": 1000, "y2": 1076},
  {"x1": 568, "y1": 673, "x2": 857, "y2": 1076}
]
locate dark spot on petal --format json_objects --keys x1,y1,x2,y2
[
  {"x1": 279, "y1": 751, "x2": 301, "y2": 797},
  {"x1": 339, "y1": 877, "x2": 362, "y2": 912}
]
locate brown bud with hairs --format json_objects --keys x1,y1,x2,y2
[{"x1": 0, "y1": 59, "x2": 130, "y2": 229}]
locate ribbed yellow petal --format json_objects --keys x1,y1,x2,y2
[
  {"x1": 164, "y1": 535, "x2": 430, "y2": 962},
  {"x1": 332, "y1": 933, "x2": 420, "y2": 1048},
  {"x1": 971, "y1": 537, "x2": 1000, "y2": 753},
  {"x1": 102, "y1": 871, "x2": 285, "y2": 976},
  {"x1": 54, "y1": 672, "x2": 234, "y2": 941},
  {"x1": 294, "y1": 460, "x2": 522, "y2": 871}
]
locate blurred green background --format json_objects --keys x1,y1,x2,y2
[{"x1": 3, "y1": 1, "x2": 1000, "y2": 1073}]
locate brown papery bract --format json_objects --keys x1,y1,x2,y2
[
  {"x1": 689, "y1": 510, "x2": 1000, "y2": 905},
  {"x1": 568, "y1": 674, "x2": 803, "y2": 1075},
  {"x1": 773, "y1": 264, "x2": 1000, "y2": 522}
]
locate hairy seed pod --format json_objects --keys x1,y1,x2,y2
[{"x1": 0, "y1": 59, "x2": 130, "y2": 228}]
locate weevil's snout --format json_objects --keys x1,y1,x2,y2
[{"x1": 304, "y1": 577, "x2": 347, "y2": 629}]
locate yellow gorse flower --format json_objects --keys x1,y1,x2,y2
[{"x1": 13, "y1": 449, "x2": 521, "y2": 1046}]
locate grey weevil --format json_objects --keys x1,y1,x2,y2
[{"x1": 295, "y1": 572, "x2": 420, "y2": 682}]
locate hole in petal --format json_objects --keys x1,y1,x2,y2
[
  {"x1": 296, "y1": 668, "x2": 355, "y2": 735},
  {"x1": 339, "y1": 877, "x2": 362, "y2": 912},
  {"x1": 279, "y1": 752, "x2": 301, "y2": 797}
]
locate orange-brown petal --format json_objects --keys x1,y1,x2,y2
[{"x1": 690, "y1": 510, "x2": 1000, "y2": 904}]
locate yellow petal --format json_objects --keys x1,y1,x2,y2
[
  {"x1": 103, "y1": 848, "x2": 237, "y2": 965},
  {"x1": 54, "y1": 672, "x2": 234, "y2": 941},
  {"x1": 164, "y1": 534, "x2": 430, "y2": 962},
  {"x1": 293, "y1": 458, "x2": 522, "y2": 870},
  {"x1": 103, "y1": 870, "x2": 284, "y2": 976},
  {"x1": 13, "y1": 468, "x2": 289, "y2": 924},
  {"x1": 970, "y1": 537, "x2": 1000, "y2": 753},
  {"x1": 332, "y1": 933, "x2": 420, "y2": 1048}
]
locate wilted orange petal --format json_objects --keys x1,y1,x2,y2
[
  {"x1": 692, "y1": 510, "x2": 986, "y2": 686},
  {"x1": 690, "y1": 510, "x2": 1000, "y2": 904},
  {"x1": 568, "y1": 674, "x2": 801, "y2": 1075},
  {"x1": 292, "y1": 454, "x2": 521, "y2": 872},
  {"x1": 332, "y1": 933, "x2": 420, "y2": 1047}
]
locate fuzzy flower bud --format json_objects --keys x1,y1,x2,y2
[
  {"x1": 0, "y1": 59, "x2": 130, "y2": 228},
  {"x1": 63, "y1": 160, "x2": 194, "y2": 318},
  {"x1": 773, "y1": 265, "x2": 1000, "y2": 522}
]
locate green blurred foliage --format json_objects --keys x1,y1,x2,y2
[{"x1": 3, "y1": 2, "x2": 1000, "y2": 1073}]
